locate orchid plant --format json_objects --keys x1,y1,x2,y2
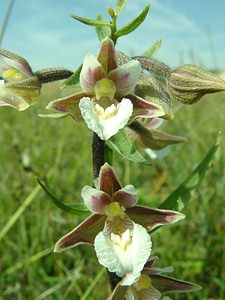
[{"x1": 1, "y1": 0, "x2": 224, "y2": 299}]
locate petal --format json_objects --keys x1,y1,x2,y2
[
  {"x1": 94, "y1": 223, "x2": 152, "y2": 278},
  {"x1": 151, "y1": 274, "x2": 202, "y2": 293},
  {"x1": 107, "y1": 60, "x2": 142, "y2": 97},
  {"x1": 97, "y1": 37, "x2": 117, "y2": 74},
  {"x1": 129, "y1": 94, "x2": 166, "y2": 119},
  {"x1": 81, "y1": 185, "x2": 112, "y2": 214},
  {"x1": 144, "y1": 257, "x2": 158, "y2": 269},
  {"x1": 80, "y1": 54, "x2": 105, "y2": 94},
  {"x1": 139, "y1": 287, "x2": 161, "y2": 300},
  {"x1": 126, "y1": 206, "x2": 185, "y2": 230},
  {"x1": 0, "y1": 82, "x2": 30, "y2": 111},
  {"x1": 145, "y1": 148, "x2": 170, "y2": 160},
  {"x1": 108, "y1": 282, "x2": 128, "y2": 300},
  {"x1": 145, "y1": 266, "x2": 174, "y2": 276},
  {"x1": 79, "y1": 97, "x2": 133, "y2": 140},
  {"x1": 99, "y1": 163, "x2": 122, "y2": 196},
  {"x1": 145, "y1": 118, "x2": 164, "y2": 129},
  {"x1": 112, "y1": 185, "x2": 138, "y2": 208},
  {"x1": 46, "y1": 92, "x2": 85, "y2": 121},
  {"x1": 54, "y1": 214, "x2": 106, "y2": 252},
  {"x1": 0, "y1": 48, "x2": 33, "y2": 77}
]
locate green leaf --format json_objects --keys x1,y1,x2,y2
[
  {"x1": 95, "y1": 14, "x2": 111, "y2": 41},
  {"x1": 71, "y1": 14, "x2": 112, "y2": 27},
  {"x1": 108, "y1": 129, "x2": 151, "y2": 164},
  {"x1": 142, "y1": 39, "x2": 162, "y2": 58},
  {"x1": 114, "y1": 0, "x2": 127, "y2": 16},
  {"x1": 159, "y1": 135, "x2": 220, "y2": 211},
  {"x1": 115, "y1": 4, "x2": 150, "y2": 37},
  {"x1": 37, "y1": 178, "x2": 89, "y2": 216},
  {"x1": 62, "y1": 64, "x2": 82, "y2": 88},
  {"x1": 38, "y1": 113, "x2": 68, "y2": 119}
]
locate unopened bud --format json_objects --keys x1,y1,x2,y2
[{"x1": 167, "y1": 64, "x2": 225, "y2": 104}]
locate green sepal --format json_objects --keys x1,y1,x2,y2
[
  {"x1": 62, "y1": 64, "x2": 82, "y2": 88},
  {"x1": 108, "y1": 129, "x2": 151, "y2": 164},
  {"x1": 114, "y1": 4, "x2": 150, "y2": 37},
  {"x1": 95, "y1": 14, "x2": 111, "y2": 41},
  {"x1": 37, "y1": 178, "x2": 89, "y2": 216},
  {"x1": 71, "y1": 14, "x2": 112, "y2": 27},
  {"x1": 38, "y1": 113, "x2": 68, "y2": 119},
  {"x1": 159, "y1": 135, "x2": 220, "y2": 211},
  {"x1": 142, "y1": 39, "x2": 162, "y2": 58},
  {"x1": 114, "y1": 0, "x2": 127, "y2": 16}
]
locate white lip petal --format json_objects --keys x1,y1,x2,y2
[
  {"x1": 80, "y1": 53, "x2": 105, "y2": 94},
  {"x1": 94, "y1": 223, "x2": 152, "y2": 278},
  {"x1": 79, "y1": 97, "x2": 133, "y2": 140},
  {"x1": 107, "y1": 60, "x2": 142, "y2": 97}
]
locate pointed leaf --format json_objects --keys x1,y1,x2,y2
[
  {"x1": 95, "y1": 14, "x2": 111, "y2": 41},
  {"x1": 142, "y1": 39, "x2": 162, "y2": 58},
  {"x1": 114, "y1": 0, "x2": 127, "y2": 16},
  {"x1": 37, "y1": 179, "x2": 88, "y2": 216},
  {"x1": 62, "y1": 64, "x2": 82, "y2": 88},
  {"x1": 108, "y1": 129, "x2": 151, "y2": 164},
  {"x1": 71, "y1": 14, "x2": 112, "y2": 27},
  {"x1": 159, "y1": 135, "x2": 220, "y2": 211},
  {"x1": 115, "y1": 5, "x2": 150, "y2": 37}
]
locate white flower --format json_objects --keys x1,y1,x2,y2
[
  {"x1": 47, "y1": 38, "x2": 165, "y2": 140},
  {"x1": 94, "y1": 223, "x2": 152, "y2": 278},
  {"x1": 79, "y1": 97, "x2": 133, "y2": 140}
]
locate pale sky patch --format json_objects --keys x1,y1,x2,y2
[{"x1": 0, "y1": 0, "x2": 225, "y2": 71}]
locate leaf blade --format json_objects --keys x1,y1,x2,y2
[
  {"x1": 95, "y1": 14, "x2": 111, "y2": 41},
  {"x1": 159, "y1": 136, "x2": 220, "y2": 211},
  {"x1": 114, "y1": 0, "x2": 127, "y2": 16},
  {"x1": 62, "y1": 64, "x2": 82, "y2": 88},
  {"x1": 115, "y1": 4, "x2": 150, "y2": 37},
  {"x1": 71, "y1": 14, "x2": 111, "y2": 27},
  {"x1": 108, "y1": 129, "x2": 151, "y2": 164},
  {"x1": 142, "y1": 39, "x2": 162, "y2": 58},
  {"x1": 37, "y1": 178, "x2": 89, "y2": 216}
]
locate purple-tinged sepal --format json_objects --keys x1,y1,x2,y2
[
  {"x1": 98, "y1": 163, "x2": 122, "y2": 195},
  {"x1": 126, "y1": 206, "x2": 185, "y2": 230},
  {"x1": 54, "y1": 214, "x2": 106, "y2": 252}
]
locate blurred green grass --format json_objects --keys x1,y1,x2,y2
[{"x1": 0, "y1": 87, "x2": 224, "y2": 299}]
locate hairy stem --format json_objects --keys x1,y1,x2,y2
[
  {"x1": 35, "y1": 68, "x2": 73, "y2": 84},
  {"x1": 92, "y1": 134, "x2": 120, "y2": 291},
  {"x1": 92, "y1": 133, "x2": 105, "y2": 179}
]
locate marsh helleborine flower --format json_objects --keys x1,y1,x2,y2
[
  {"x1": 0, "y1": 49, "x2": 41, "y2": 111},
  {"x1": 54, "y1": 163, "x2": 185, "y2": 253},
  {"x1": 109, "y1": 257, "x2": 202, "y2": 300},
  {"x1": 47, "y1": 38, "x2": 166, "y2": 140}
]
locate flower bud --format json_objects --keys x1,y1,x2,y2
[{"x1": 167, "y1": 64, "x2": 225, "y2": 104}]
